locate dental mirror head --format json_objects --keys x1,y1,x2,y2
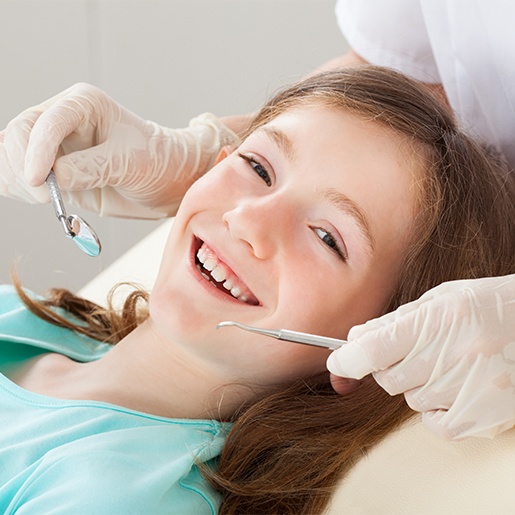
[
  {"x1": 46, "y1": 170, "x2": 102, "y2": 257},
  {"x1": 67, "y1": 214, "x2": 102, "y2": 257}
]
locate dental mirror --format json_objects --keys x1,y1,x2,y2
[{"x1": 46, "y1": 170, "x2": 102, "y2": 257}]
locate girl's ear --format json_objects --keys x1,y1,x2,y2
[{"x1": 214, "y1": 145, "x2": 233, "y2": 165}]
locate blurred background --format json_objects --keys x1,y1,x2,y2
[{"x1": 0, "y1": 0, "x2": 348, "y2": 294}]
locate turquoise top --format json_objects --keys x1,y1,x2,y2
[{"x1": 0, "y1": 285, "x2": 229, "y2": 514}]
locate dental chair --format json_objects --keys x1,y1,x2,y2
[{"x1": 79, "y1": 218, "x2": 515, "y2": 514}]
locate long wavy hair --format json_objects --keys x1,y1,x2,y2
[{"x1": 15, "y1": 67, "x2": 515, "y2": 514}]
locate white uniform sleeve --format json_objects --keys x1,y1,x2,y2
[{"x1": 335, "y1": 0, "x2": 440, "y2": 83}]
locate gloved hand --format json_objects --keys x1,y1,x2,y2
[
  {"x1": 327, "y1": 274, "x2": 515, "y2": 440},
  {"x1": 0, "y1": 82, "x2": 240, "y2": 218}
]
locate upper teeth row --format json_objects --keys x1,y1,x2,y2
[{"x1": 197, "y1": 247, "x2": 247, "y2": 302}]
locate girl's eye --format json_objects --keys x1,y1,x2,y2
[
  {"x1": 238, "y1": 152, "x2": 272, "y2": 186},
  {"x1": 313, "y1": 227, "x2": 347, "y2": 261}
]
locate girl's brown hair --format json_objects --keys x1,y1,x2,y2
[{"x1": 14, "y1": 67, "x2": 515, "y2": 514}]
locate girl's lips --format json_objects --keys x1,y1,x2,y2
[{"x1": 191, "y1": 237, "x2": 261, "y2": 306}]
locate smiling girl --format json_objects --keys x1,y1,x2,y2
[{"x1": 2, "y1": 67, "x2": 514, "y2": 514}]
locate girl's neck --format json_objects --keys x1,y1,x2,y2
[{"x1": 11, "y1": 319, "x2": 250, "y2": 421}]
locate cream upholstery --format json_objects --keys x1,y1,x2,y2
[
  {"x1": 79, "y1": 218, "x2": 515, "y2": 513},
  {"x1": 326, "y1": 417, "x2": 515, "y2": 514}
]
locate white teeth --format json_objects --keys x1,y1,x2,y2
[
  {"x1": 210, "y1": 265, "x2": 227, "y2": 282},
  {"x1": 203, "y1": 257, "x2": 216, "y2": 271},
  {"x1": 197, "y1": 247, "x2": 207, "y2": 263},
  {"x1": 196, "y1": 243, "x2": 256, "y2": 304},
  {"x1": 231, "y1": 286, "x2": 242, "y2": 298}
]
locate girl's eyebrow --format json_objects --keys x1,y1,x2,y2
[
  {"x1": 318, "y1": 188, "x2": 376, "y2": 254},
  {"x1": 259, "y1": 126, "x2": 297, "y2": 163}
]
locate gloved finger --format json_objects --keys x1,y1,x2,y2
[
  {"x1": 3, "y1": 110, "x2": 41, "y2": 179},
  {"x1": 421, "y1": 410, "x2": 475, "y2": 441},
  {"x1": 424, "y1": 407, "x2": 515, "y2": 440},
  {"x1": 373, "y1": 321, "x2": 477, "y2": 396},
  {"x1": 52, "y1": 143, "x2": 113, "y2": 192},
  {"x1": 327, "y1": 305, "x2": 426, "y2": 380},
  {"x1": 402, "y1": 382, "x2": 458, "y2": 412},
  {"x1": 347, "y1": 279, "x2": 485, "y2": 344},
  {"x1": 421, "y1": 410, "x2": 456, "y2": 440},
  {"x1": 54, "y1": 134, "x2": 151, "y2": 193},
  {"x1": 346, "y1": 292, "x2": 431, "y2": 341},
  {"x1": 24, "y1": 100, "x2": 86, "y2": 187},
  {"x1": 0, "y1": 141, "x2": 49, "y2": 203},
  {"x1": 346, "y1": 308, "x2": 400, "y2": 341},
  {"x1": 373, "y1": 361, "x2": 430, "y2": 396},
  {"x1": 372, "y1": 340, "x2": 449, "y2": 395},
  {"x1": 326, "y1": 343, "x2": 373, "y2": 380},
  {"x1": 3, "y1": 110, "x2": 53, "y2": 203}
]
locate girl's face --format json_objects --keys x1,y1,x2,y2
[{"x1": 151, "y1": 106, "x2": 421, "y2": 387}]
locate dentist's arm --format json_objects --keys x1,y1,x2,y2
[
  {"x1": 327, "y1": 274, "x2": 515, "y2": 440},
  {"x1": 0, "y1": 83, "x2": 240, "y2": 218}
]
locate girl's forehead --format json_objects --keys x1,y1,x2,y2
[
  {"x1": 253, "y1": 105, "x2": 409, "y2": 154},
  {"x1": 248, "y1": 104, "x2": 428, "y2": 200}
]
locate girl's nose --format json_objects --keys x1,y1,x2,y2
[{"x1": 222, "y1": 196, "x2": 293, "y2": 260}]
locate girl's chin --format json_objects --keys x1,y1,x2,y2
[{"x1": 149, "y1": 291, "x2": 219, "y2": 338}]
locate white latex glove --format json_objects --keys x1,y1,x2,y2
[
  {"x1": 0, "y1": 82, "x2": 239, "y2": 218},
  {"x1": 327, "y1": 274, "x2": 515, "y2": 440}
]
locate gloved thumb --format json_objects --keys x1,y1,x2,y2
[{"x1": 326, "y1": 342, "x2": 373, "y2": 380}]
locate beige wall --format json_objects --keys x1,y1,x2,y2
[{"x1": 0, "y1": 0, "x2": 348, "y2": 294}]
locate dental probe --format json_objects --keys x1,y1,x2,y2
[{"x1": 216, "y1": 321, "x2": 346, "y2": 350}]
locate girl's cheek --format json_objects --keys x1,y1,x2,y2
[
  {"x1": 183, "y1": 171, "x2": 221, "y2": 203},
  {"x1": 197, "y1": 165, "x2": 230, "y2": 191}
]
